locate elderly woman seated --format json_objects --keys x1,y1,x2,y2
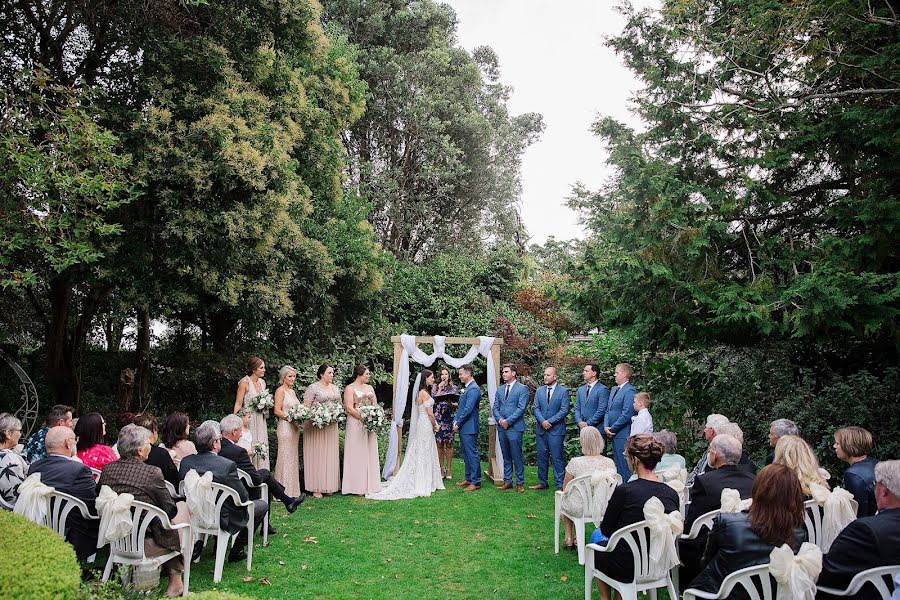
[
  {"x1": 0, "y1": 413, "x2": 27, "y2": 507},
  {"x1": 560, "y1": 426, "x2": 617, "y2": 548},
  {"x1": 98, "y1": 424, "x2": 190, "y2": 598}
]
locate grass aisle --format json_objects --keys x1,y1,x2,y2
[{"x1": 187, "y1": 460, "x2": 587, "y2": 599}]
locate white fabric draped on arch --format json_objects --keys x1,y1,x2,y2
[{"x1": 383, "y1": 334, "x2": 501, "y2": 480}]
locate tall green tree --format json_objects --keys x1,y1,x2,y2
[{"x1": 323, "y1": 0, "x2": 544, "y2": 261}]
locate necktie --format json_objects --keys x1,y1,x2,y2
[
  {"x1": 505, "y1": 384, "x2": 511, "y2": 399},
  {"x1": 548, "y1": 386, "x2": 553, "y2": 401}
]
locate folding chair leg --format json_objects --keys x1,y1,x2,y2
[
  {"x1": 246, "y1": 513, "x2": 254, "y2": 572},
  {"x1": 585, "y1": 547, "x2": 593, "y2": 600},
  {"x1": 182, "y1": 546, "x2": 191, "y2": 596},
  {"x1": 263, "y1": 511, "x2": 269, "y2": 546},
  {"x1": 667, "y1": 577, "x2": 678, "y2": 600},
  {"x1": 575, "y1": 519, "x2": 586, "y2": 565},
  {"x1": 101, "y1": 555, "x2": 114, "y2": 582},
  {"x1": 649, "y1": 589, "x2": 658, "y2": 600},
  {"x1": 554, "y1": 505, "x2": 561, "y2": 555},
  {"x1": 213, "y1": 533, "x2": 229, "y2": 583}
]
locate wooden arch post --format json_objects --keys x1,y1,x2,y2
[{"x1": 389, "y1": 336, "x2": 505, "y2": 484}]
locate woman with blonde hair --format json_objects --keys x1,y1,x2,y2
[
  {"x1": 560, "y1": 426, "x2": 616, "y2": 548},
  {"x1": 274, "y1": 365, "x2": 302, "y2": 497},
  {"x1": 773, "y1": 434, "x2": 830, "y2": 497},
  {"x1": 833, "y1": 426, "x2": 878, "y2": 517}
]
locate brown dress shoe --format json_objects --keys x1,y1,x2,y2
[
  {"x1": 463, "y1": 484, "x2": 481, "y2": 492},
  {"x1": 529, "y1": 484, "x2": 549, "y2": 490},
  {"x1": 516, "y1": 485, "x2": 525, "y2": 493},
  {"x1": 497, "y1": 483, "x2": 513, "y2": 491},
  {"x1": 456, "y1": 480, "x2": 471, "y2": 487}
]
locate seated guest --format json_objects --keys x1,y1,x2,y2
[
  {"x1": 27, "y1": 426, "x2": 99, "y2": 562},
  {"x1": 23, "y1": 404, "x2": 74, "y2": 464},
  {"x1": 110, "y1": 412, "x2": 135, "y2": 456},
  {"x1": 560, "y1": 426, "x2": 616, "y2": 548},
  {"x1": 629, "y1": 392, "x2": 653, "y2": 436},
  {"x1": 817, "y1": 460, "x2": 900, "y2": 600},
  {"x1": 160, "y1": 412, "x2": 196, "y2": 470},
  {"x1": 591, "y1": 434, "x2": 680, "y2": 600},
  {"x1": 0, "y1": 413, "x2": 27, "y2": 506},
  {"x1": 218, "y1": 414, "x2": 304, "y2": 527},
  {"x1": 688, "y1": 413, "x2": 730, "y2": 485},
  {"x1": 766, "y1": 418, "x2": 800, "y2": 465},
  {"x1": 654, "y1": 429, "x2": 686, "y2": 472},
  {"x1": 688, "y1": 464, "x2": 807, "y2": 599},
  {"x1": 74, "y1": 412, "x2": 117, "y2": 471},
  {"x1": 99, "y1": 425, "x2": 187, "y2": 598},
  {"x1": 712, "y1": 422, "x2": 757, "y2": 475},
  {"x1": 833, "y1": 426, "x2": 879, "y2": 518},
  {"x1": 774, "y1": 434, "x2": 830, "y2": 498},
  {"x1": 132, "y1": 413, "x2": 180, "y2": 490},
  {"x1": 178, "y1": 421, "x2": 265, "y2": 564},
  {"x1": 679, "y1": 434, "x2": 757, "y2": 584}
]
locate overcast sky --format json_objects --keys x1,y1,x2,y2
[{"x1": 443, "y1": 0, "x2": 651, "y2": 245}]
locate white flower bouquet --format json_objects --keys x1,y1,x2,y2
[
  {"x1": 358, "y1": 403, "x2": 390, "y2": 435},
  {"x1": 325, "y1": 400, "x2": 346, "y2": 427},
  {"x1": 252, "y1": 442, "x2": 268, "y2": 460},
  {"x1": 286, "y1": 403, "x2": 310, "y2": 424},
  {"x1": 251, "y1": 390, "x2": 274, "y2": 414}
]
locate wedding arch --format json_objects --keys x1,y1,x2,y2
[{"x1": 385, "y1": 334, "x2": 505, "y2": 484}]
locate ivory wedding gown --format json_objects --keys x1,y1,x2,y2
[{"x1": 367, "y1": 396, "x2": 445, "y2": 500}]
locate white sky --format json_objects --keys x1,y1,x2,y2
[{"x1": 444, "y1": 0, "x2": 651, "y2": 245}]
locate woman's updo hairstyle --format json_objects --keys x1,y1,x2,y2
[
  {"x1": 625, "y1": 433, "x2": 665, "y2": 470},
  {"x1": 352, "y1": 364, "x2": 368, "y2": 379},
  {"x1": 246, "y1": 356, "x2": 264, "y2": 376},
  {"x1": 317, "y1": 364, "x2": 333, "y2": 379}
]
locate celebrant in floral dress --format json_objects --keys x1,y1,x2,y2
[
  {"x1": 341, "y1": 364, "x2": 381, "y2": 496},
  {"x1": 303, "y1": 365, "x2": 342, "y2": 498},
  {"x1": 431, "y1": 367, "x2": 458, "y2": 479},
  {"x1": 234, "y1": 356, "x2": 271, "y2": 470}
]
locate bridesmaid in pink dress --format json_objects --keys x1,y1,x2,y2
[
  {"x1": 341, "y1": 365, "x2": 381, "y2": 496},
  {"x1": 233, "y1": 356, "x2": 270, "y2": 471},
  {"x1": 274, "y1": 365, "x2": 302, "y2": 497},
  {"x1": 303, "y1": 365, "x2": 341, "y2": 498}
]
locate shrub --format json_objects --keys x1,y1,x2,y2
[{"x1": 0, "y1": 510, "x2": 81, "y2": 600}]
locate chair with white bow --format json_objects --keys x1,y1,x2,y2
[
  {"x1": 816, "y1": 565, "x2": 900, "y2": 599},
  {"x1": 584, "y1": 497, "x2": 682, "y2": 600},
  {"x1": 682, "y1": 542, "x2": 823, "y2": 600},
  {"x1": 96, "y1": 485, "x2": 192, "y2": 596},
  {"x1": 183, "y1": 470, "x2": 254, "y2": 583},
  {"x1": 804, "y1": 484, "x2": 858, "y2": 552},
  {"x1": 237, "y1": 468, "x2": 269, "y2": 546},
  {"x1": 15, "y1": 473, "x2": 99, "y2": 559},
  {"x1": 555, "y1": 471, "x2": 621, "y2": 565}
]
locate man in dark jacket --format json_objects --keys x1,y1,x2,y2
[
  {"x1": 27, "y1": 426, "x2": 98, "y2": 562},
  {"x1": 179, "y1": 421, "x2": 264, "y2": 563},
  {"x1": 817, "y1": 459, "x2": 900, "y2": 599},
  {"x1": 680, "y1": 433, "x2": 757, "y2": 585}
]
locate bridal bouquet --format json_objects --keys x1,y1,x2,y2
[
  {"x1": 286, "y1": 403, "x2": 310, "y2": 424},
  {"x1": 358, "y1": 403, "x2": 390, "y2": 435},
  {"x1": 250, "y1": 390, "x2": 274, "y2": 414},
  {"x1": 325, "y1": 401, "x2": 346, "y2": 427},
  {"x1": 252, "y1": 442, "x2": 268, "y2": 460}
]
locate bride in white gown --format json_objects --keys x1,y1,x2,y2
[{"x1": 367, "y1": 370, "x2": 445, "y2": 500}]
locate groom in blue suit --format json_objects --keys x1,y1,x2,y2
[
  {"x1": 574, "y1": 363, "x2": 610, "y2": 430},
  {"x1": 453, "y1": 364, "x2": 482, "y2": 491},
  {"x1": 603, "y1": 362, "x2": 637, "y2": 480},
  {"x1": 493, "y1": 363, "x2": 529, "y2": 492},
  {"x1": 531, "y1": 366, "x2": 570, "y2": 490}
]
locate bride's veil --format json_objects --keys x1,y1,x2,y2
[{"x1": 399, "y1": 371, "x2": 425, "y2": 474}]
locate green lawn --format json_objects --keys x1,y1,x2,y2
[{"x1": 186, "y1": 460, "x2": 590, "y2": 599}]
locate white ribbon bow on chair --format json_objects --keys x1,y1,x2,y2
[
  {"x1": 809, "y1": 483, "x2": 856, "y2": 552},
  {"x1": 96, "y1": 485, "x2": 134, "y2": 545},
  {"x1": 588, "y1": 470, "x2": 618, "y2": 527},
  {"x1": 769, "y1": 542, "x2": 822, "y2": 600},
  {"x1": 14, "y1": 473, "x2": 53, "y2": 524},
  {"x1": 184, "y1": 469, "x2": 217, "y2": 529},
  {"x1": 642, "y1": 496, "x2": 684, "y2": 578},
  {"x1": 720, "y1": 488, "x2": 752, "y2": 513},
  {"x1": 656, "y1": 467, "x2": 687, "y2": 486}
]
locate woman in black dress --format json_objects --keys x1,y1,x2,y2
[
  {"x1": 592, "y1": 434, "x2": 680, "y2": 600},
  {"x1": 431, "y1": 367, "x2": 458, "y2": 479}
]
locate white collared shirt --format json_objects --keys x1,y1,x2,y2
[{"x1": 630, "y1": 407, "x2": 653, "y2": 435}]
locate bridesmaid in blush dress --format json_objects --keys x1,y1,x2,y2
[
  {"x1": 233, "y1": 356, "x2": 270, "y2": 471},
  {"x1": 341, "y1": 364, "x2": 381, "y2": 496},
  {"x1": 274, "y1": 365, "x2": 302, "y2": 497},
  {"x1": 303, "y1": 365, "x2": 341, "y2": 498}
]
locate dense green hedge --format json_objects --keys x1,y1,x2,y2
[{"x1": 0, "y1": 510, "x2": 81, "y2": 600}]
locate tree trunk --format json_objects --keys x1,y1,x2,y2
[
  {"x1": 208, "y1": 308, "x2": 238, "y2": 353},
  {"x1": 135, "y1": 305, "x2": 151, "y2": 405},
  {"x1": 105, "y1": 316, "x2": 126, "y2": 352}
]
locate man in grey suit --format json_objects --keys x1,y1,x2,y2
[
  {"x1": 493, "y1": 363, "x2": 529, "y2": 492},
  {"x1": 179, "y1": 421, "x2": 267, "y2": 563},
  {"x1": 574, "y1": 363, "x2": 610, "y2": 429},
  {"x1": 27, "y1": 426, "x2": 98, "y2": 562},
  {"x1": 603, "y1": 362, "x2": 637, "y2": 480}
]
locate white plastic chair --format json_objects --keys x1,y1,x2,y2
[
  {"x1": 237, "y1": 468, "x2": 269, "y2": 546},
  {"x1": 682, "y1": 563, "x2": 775, "y2": 599},
  {"x1": 816, "y1": 565, "x2": 900, "y2": 599},
  {"x1": 100, "y1": 499, "x2": 192, "y2": 597},
  {"x1": 90, "y1": 467, "x2": 102, "y2": 481},
  {"x1": 0, "y1": 496, "x2": 14, "y2": 510},
  {"x1": 185, "y1": 481, "x2": 254, "y2": 583},
  {"x1": 803, "y1": 498, "x2": 858, "y2": 551},
  {"x1": 164, "y1": 480, "x2": 179, "y2": 499},
  {"x1": 584, "y1": 520, "x2": 679, "y2": 600},
  {"x1": 555, "y1": 472, "x2": 620, "y2": 565}
]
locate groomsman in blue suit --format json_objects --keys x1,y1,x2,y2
[
  {"x1": 530, "y1": 366, "x2": 570, "y2": 491},
  {"x1": 603, "y1": 363, "x2": 637, "y2": 480},
  {"x1": 493, "y1": 363, "x2": 529, "y2": 492},
  {"x1": 574, "y1": 363, "x2": 610, "y2": 430},
  {"x1": 453, "y1": 364, "x2": 482, "y2": 491}
]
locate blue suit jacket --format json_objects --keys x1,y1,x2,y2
[
  {"x1": 454, "y1": 381, "x2": 482, "y2": 435},
  {"x1": 574, "y1": 382, "x2": 610, "y2": 426},
  {"x1": 493, "y1": 380, "x2": 529, "y2": 432},
  {"x1": 533, "y1": 384, "x2": 570, "y2": 436},
  {"x1": 604, "y1": 382, "x2": 637, "y2": 437}
]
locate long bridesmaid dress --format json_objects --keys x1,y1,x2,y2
[
  {"x1": 275, "y1": 388, "x2": 302, "y2": 497},
  {"x1": 242, "y1": 376, "x2": 271, "y2": 471},
  {"x1": 302, "y1": 382, "x2": 341, "y2": 494},
  {"x1": 341, "y1": 389, "x2": 381, "y2": 496}
]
